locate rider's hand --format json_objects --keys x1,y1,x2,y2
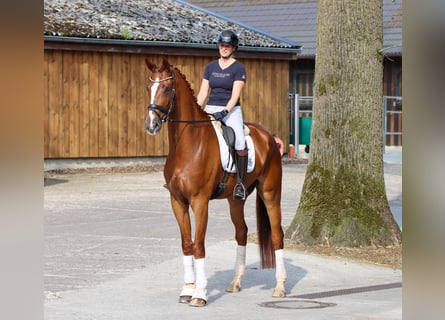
[{"x1": 213, "y1": 109, "x2": 228, "y2": 121}]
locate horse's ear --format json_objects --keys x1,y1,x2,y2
[
  {"x1": 145, "y1": 58, "x2": 157, "y2": 72},
  {"x1": 161, "y1": 58, "x2": 171, "y2": 71}
]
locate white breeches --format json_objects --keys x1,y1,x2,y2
[{"x1": 205, "y1": 104, "x2": 246, "y2": 151}]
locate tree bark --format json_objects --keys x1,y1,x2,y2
[{"x1": 285, "y1": 0, "x2": 402, "y2": 247}]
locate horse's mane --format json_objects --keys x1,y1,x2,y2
[
  {"x1": 173, "y1": 67, "x2": 206, "y2": 114},
  {"x1": 152, "y1": 60, "x2": 208, "y2": 116}
]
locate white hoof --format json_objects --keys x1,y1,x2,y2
[
  {"x1": 226, "y1": 279, "x2": 241, "y2": 292},
  {"x1": 272, "y1": 281, "x2": 286, "y2": 298},
  {"x1": 189, "y1": 288, "x2": 207, "y2": 307},
  {"x1": 179, "y1": 283, "x2": 195, "y2": 304}
]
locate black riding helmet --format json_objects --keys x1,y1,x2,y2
[{"x1": 216, "y1": 30, "x2": 239, "y2": 49}]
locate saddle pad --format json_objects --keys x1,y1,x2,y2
[{"x1": 211, "y1": 121, "x2": 255, "y2": 173}]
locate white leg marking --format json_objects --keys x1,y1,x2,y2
[
  {"x1": 194, "y1": 258, "x2": 207, "y2": 289},
  {"x1": 273, "y1": 249, "x2": 287, "y2": 298},
  {"x1": 183, "y1": 255, "x2": 195, "y2": 284},
  {"x1": 226, "y1": 245, "x2": 246, "y2": 292}
]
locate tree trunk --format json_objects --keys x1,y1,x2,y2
[{"x1": 285, "y1": 0, "x2": 402, "y2": 247}]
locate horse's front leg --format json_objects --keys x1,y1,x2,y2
[
  {"x1": 188, "y1": 198, "x2": 209, "y2": 307},
  {"x1": 170, "y1": 197, "x2": 196, "y2": 304},
  {"x1": 226, "y1": 199, "x2": 248, "y2": 293}
]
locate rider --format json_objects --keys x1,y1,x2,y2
[{"x1": 197, "y1": 29, "x2": 248, "y2": 200}]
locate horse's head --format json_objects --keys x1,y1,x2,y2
[{"x1": 144, "y1": 58, "x2": 176, "y2": 135}]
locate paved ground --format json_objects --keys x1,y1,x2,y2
[{"x1": 44, "y1": 147, "x2": 402, "y2": 319}]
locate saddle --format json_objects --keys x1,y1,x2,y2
[
  {"x1": 214, "y1": 119, "x2": 250, "y2": 153},
  {"x1": 221, "y1": 123, "x2": 236, "y2": 167},
  {"x1": 210, "y1": 120, "x2": 254, "y2": 199}
]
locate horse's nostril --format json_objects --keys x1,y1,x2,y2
[{"x1": 145, "y1": 119, "x2": 161, "y2": 136}]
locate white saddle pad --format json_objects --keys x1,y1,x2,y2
[{"x1": 211, "y1": 121, "x2": 255, "y2": 173}]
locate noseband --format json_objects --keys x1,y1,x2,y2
[{"x1": 147, "y1": 70, "x2": 176, "y2": 122}]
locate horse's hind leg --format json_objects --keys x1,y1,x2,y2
[
  {"x1": 258, "y1": 171, "x2": 287, "y2": 298},
  {"x1": 226, "y1": 199, "x2": 248, "y2": 293},
  {"x1": 272, "y1": 249, "x2": 286, "y2": 297}
]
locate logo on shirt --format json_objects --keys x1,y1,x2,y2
[{"x1": 212, "y1": 72, "x2": 231, "y2": 78}]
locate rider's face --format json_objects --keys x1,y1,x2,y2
[{"x1": 219, "y1": 43, "x2": 234, "y2": 58}]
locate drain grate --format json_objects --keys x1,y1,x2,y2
[
  {"x1": 259, "y1": 299, "x2": 336, "y2": 310},
  {"x1": 259, "y1": 282, "x2": 401, "y2": 310},
  {"x1": 289, "y1": 282, "x2": 402, "y2": 299}
]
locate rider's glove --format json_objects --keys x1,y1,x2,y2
[{"x1": 213, "y1": 109, "x2": 228, "y2": 121}]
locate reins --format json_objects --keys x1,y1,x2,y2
[{"x1": 168, "y1": 118, "x2": 216, "y2": 123}]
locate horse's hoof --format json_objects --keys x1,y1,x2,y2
[
  {"x1": 272, "y1": 288, "x2": 286, "y2": 298},
  {"x1": 179, "y1": 283, "x2": 195, "y2": 303},
  {"x1": 225, "y1": 281, "x2": 241, "y2": 293},
  {"x1": 178, "y1": 295, "x2": 192, "y2": 304},
  {"x1": 189, "y1": 298, "x2": 207, "y2": 307}
]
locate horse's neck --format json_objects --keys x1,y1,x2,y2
[
  {"x1": 167, "y1": 73, "x2": 214, "y2": 156},
  {"x1": 172, "y1": 73, "x2": 207, "y2": 121}
]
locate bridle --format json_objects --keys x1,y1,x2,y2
[
  {"x1": 147, "y1": 69, "x2": 176, "y2": 123},
  {"x1": 147, "y1": 68, "x2": 214, "y2": 123}
]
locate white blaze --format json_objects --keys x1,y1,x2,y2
[{"x1": 150, "y1": 78, "x2": 160, "y2": 104}]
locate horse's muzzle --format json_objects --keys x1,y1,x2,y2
[{"x1": 145, "y1": 114, "x2": 162, "y2": 135}]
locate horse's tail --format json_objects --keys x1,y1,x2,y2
[{"x1": 256, "y1": 194, "x2": 276, "y2": 269}]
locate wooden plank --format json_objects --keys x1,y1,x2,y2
[
  {"x1": 118, "y1": 53, "x2": 130, "y2": 156},
  {"x1": 266, "y1": 60, "x2": 277, "y2": 131},
  {"x1": 61, "y1": 51, "x2": 73, "y2": 157},
  {"x1": 47, "y1": 51, "x2": 62, "y2": 157},
  {"x1": 258, "y1": 60, "x2": 268, "y2": 127},
  {"x1": 276, "y1": 61, "x2": 288, "y2": 140},
  {"x1": 107, "y1": 53, "x2": 119, "y2": 156},
  {"x1": 79, "y1": 51, "x2": 90, "y2": 157},
  {"x1": 241, "y1": 59, "x2": 258, "y2": 123},
  {"x1": 69, "y1": 51, "x2": 80, "y2": 157},
  {"x1": 134, "y1": 54, "x2": 144, "y2": 156},
  {"x1": 98, "y1": 52, "x2": 110, "y2": 156},
  {"x1": 62, "y1": 51, "x2": 80, "y2": 157},
  {"x1": 87, "y1": 52, "x2": 99, "y2": 157},
  {"x1": 43, "y1": 52, "x2": 50, "y2": 157},
  {"x1": 126, "y1": 54, "x2": 138, "y2": 156}
]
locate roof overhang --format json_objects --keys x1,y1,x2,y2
[{"x1": 44, "y1": 36, "x2": 301, "y2": 61}]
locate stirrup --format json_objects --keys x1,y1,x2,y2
[{"x1": 233, "y1": 183, "x2": 246, "y2": 200}]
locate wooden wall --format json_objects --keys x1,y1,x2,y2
[{"x1": 44, "y1": 49, "x2": 290, "y2": 158}]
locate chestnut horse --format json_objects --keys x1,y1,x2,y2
[{"x1": 144, "y1": 59, "x2": 286, "y2": 307}]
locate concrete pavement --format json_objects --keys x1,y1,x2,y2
[{"x1": 44, "y1": 148, "x2": 402, "y2": 319}]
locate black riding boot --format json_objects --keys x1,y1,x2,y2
[{"x1": 233, "y1": 149, "x2": 248, "y2": 200}]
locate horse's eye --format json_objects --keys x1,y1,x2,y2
[{"x1": 164, "y1": 86, "x2": 172, "y2": 93}]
